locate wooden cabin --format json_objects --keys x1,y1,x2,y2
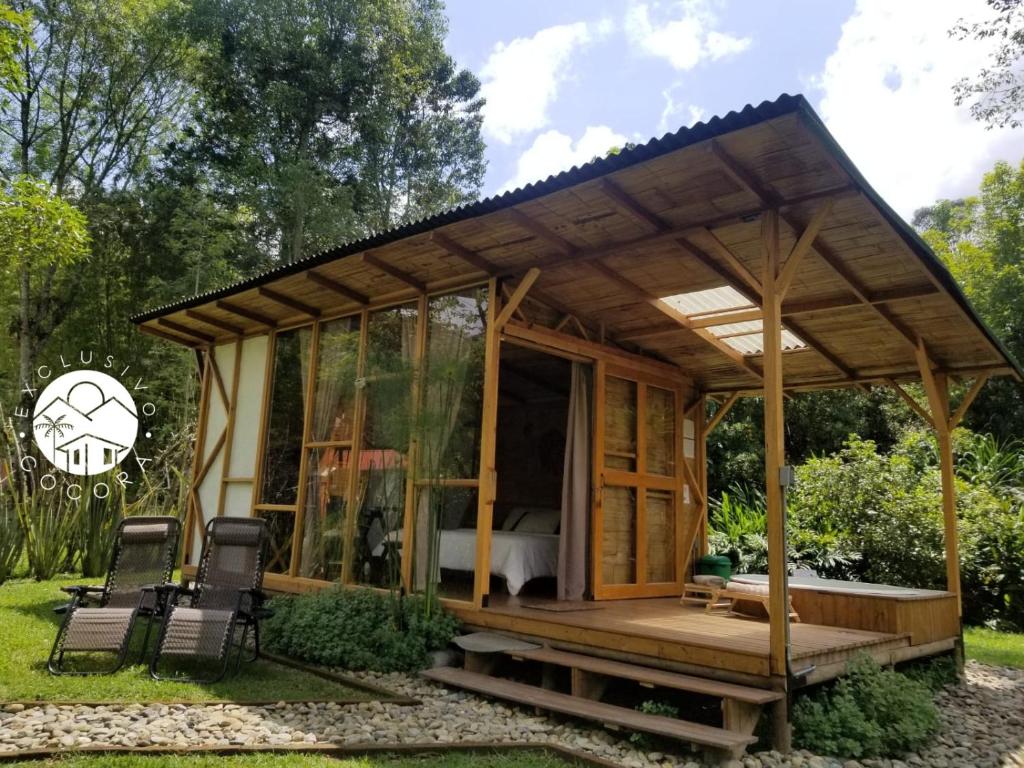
[{"x1": 133, "y1": 94, "x2": 1021, "y2": 755}]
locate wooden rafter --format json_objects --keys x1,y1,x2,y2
[
  {"x1": 306, "y1": 270, "x2": 369, "y2": 305},
  {"x1": 361, "y1": 251, "x2": 427, "y2": 292},
  {"x1": 507, "y1": 208, "x2": 578, "y2": 255},
  {"x1": 500, "y1": 285, "x2": 529, "y2": 324},
  {"x1": 139, "y1": 323, "x2": 200, "y2": 346},
  {"x1": 430, "y1": 231, "x2": 497, "y2": 275},
  {"x1": 157, "y1": 318, "x2": 215, "y2": 344},
  {"x1": 597, "y1": 178, "x2": 670, "y2": 232},
  {"x1": 782, "y1": 284, "x2": 939, "y2": 315},
  {"x1": 216, "y1": 300, "x2": 277, "y2": 328},
  {"x1": 495, "y1": 268, "x2": 541, "y2": 329},
  {"x1": 258, "y1": 286, "x2": 321, "y2": 317},
  {"x1": 689, "y1": 229, "x2": 762, "y2": 296},
  {"x1": 185, "y1": 309, "x2": 244, "y2": 336}
]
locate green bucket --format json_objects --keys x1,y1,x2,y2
[{"x1": 696, "y1": 554, "x2": 732, "y2": 581}]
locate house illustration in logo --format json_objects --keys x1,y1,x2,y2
[
  {"x1": 54, "y1": 433, "x2": 130, "y2": 474},
  {"x1": 32, "y1": 373, "x2": 138, "y2": 477}
]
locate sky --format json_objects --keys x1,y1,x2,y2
[{"x1": 441, "y1": 0, "x2": 1024, "y2": 219}]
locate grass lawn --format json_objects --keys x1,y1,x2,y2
[
  {"x1": 0, "y1": 576, "x2": 374, "y2": 703},
  {"x1": 1, "y1": 750, "x2": 584, "y2": 768},
  {"x1": 964, "y1": 626, "x2": 1024, "y2": 669}
]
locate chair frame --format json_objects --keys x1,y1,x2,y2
[
  {"x1": 149, "y1": 518, "x2": 270, "y2": 684},
  {"x1": 47, "y1": 515, "x2": 180, "y2": 676}
]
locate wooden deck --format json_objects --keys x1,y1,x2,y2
[{"x1": 449, "y1": 597, "x2": 950, "y2": 686}]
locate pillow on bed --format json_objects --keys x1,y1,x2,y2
[
  {"x1": 512, "y1": 507, "x2": 561, "y2": 535},
  {"x1": 501, "y1": 506, "x2": 546, "y2": 531}
]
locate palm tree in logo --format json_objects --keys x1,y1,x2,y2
[{"x1": 35, "y1": 414, "x2": 74, "y2": 458}]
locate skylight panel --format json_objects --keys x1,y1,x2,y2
[{"x1": 659, "y1": 285, "x2": 808, "y2": 357}]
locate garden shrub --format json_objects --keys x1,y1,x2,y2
[
  {"x1": 792, "y1": 654, "x2": 939, "y2": 758},
  {"x1": 262, "y1": 586, "x2": 460, "y2": 673},
  {"x1": 0, "y1": 494, "x2": 22, "y2": 584}
]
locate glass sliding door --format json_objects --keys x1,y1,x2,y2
[{"x1": 593, "y1": 363, "x2": 685, "y2": 599}]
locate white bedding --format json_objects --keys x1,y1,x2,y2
[{"x1": 373, "y1": 528, "x2": 559, "y2": 596}]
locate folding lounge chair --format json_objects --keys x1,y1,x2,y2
[
  {"x1": 150, "y1": 517, "x2": 270, "y2": 683},
  {"x1": 48, "y1": 516, "x2": 180, "y2": 675}
]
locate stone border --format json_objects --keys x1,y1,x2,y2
[
  {"x1": 1, "y1": 655, "x2": 419, "y2": 708},
  {"x1": 0, "y1": 741, "x2": 623, "y2": 767}
]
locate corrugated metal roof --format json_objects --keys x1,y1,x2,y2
[
  {"x1": 129, "y1": 92, "x2": 1022, "y2": 380},
  {"x1": 131, "y1": 94, "x2": 810, "y2": 324}
]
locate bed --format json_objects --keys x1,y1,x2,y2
[{"x1": 371, "y1": 507, "x2": 561, "y2": 595}]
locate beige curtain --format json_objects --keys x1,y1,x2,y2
[{"x1": 558, "y1": 362, "x2": 591, "y2": 601}]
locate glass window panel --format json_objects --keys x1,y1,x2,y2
[
  {"x1": 297, "y1": 447, "x2": 352, "y2": 581},
  {"x1": 413, "y1": 486, "x2": 479, "y2": 601},
  {"x1": 602, "y1": 486, "x2": 636, "y2": 585},
  {"x1": 646, "y1": 386, "x2": 676, "y2": 476},
  {"x1": 604, "y1": 377, "x2": 637, "y2": 472},
  {"x1": 645, "y1": 490, "x2": 675, "y2": 583},
  {"x1": 310, "y1": 316, "x2": 361, "y2": 443},
  {"x1": 256, "y1": 509, "x2": 295, "y2": 574},
  {"x1": 420, "y1": 288, "x2": 488, "y2": 481},
  {"x1": 363, "y1": 304, "x2": 417, "y2": 453},
  {"x1": 351, "y1": 447, "x2": 407, "y2": 588},
  {"x1": 260, "y1": 327, "x2": 312, "y2": 505}
]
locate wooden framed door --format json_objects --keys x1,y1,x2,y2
[{"x1": 592, "y1": 362, "x2": 688, "y2": 599}]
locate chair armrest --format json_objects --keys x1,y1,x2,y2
[{"x1": 60, "y1": 585, "x2": 105, "y2": 596}]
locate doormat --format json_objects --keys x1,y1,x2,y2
[{"x1": 520, "y1": 601, "x2": 603, "y2": 612}]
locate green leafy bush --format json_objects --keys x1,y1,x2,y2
[
  {"x1": 629, "y1": 700, "x2": 680, "y2": 749},
  {"x1": 793, "y1": 655, "x2": 939, "y2": 758},
  {"x1": 262, "y1": 586, "x2": 460, "y2": 673},
  {"x1": 0, "y1": 492, "x2": 22, "y2": 584},
  {"x1": 16, "y1": 490, "x2": 78, "y2": 581}
]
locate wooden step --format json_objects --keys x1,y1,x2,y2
[
  {"x1": 423, "y1": 666, "x2": 756, "y2": 755},
  {"x1": 504, "y1": 646, "x2": 782, "y2": 705}
]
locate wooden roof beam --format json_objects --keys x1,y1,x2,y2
[
  {"x1": 216, "y1": 300, "x2": 277, "y2": 328},
  {"x1": 596, "y1": 178, "x2": 670, "y2": 232},
  {"x1": 361, "y1": 252, "x2": 427, "y2": 292},
  {"x1": 782, "y1": 284, "x2": 939, "y2": 315},
  {"x1": 430, "y1": 231, "x2": 496, "y2": 275},
  {"x1": 185, "y1": 309, "x2": 244, "y2": 336},
  {"x1": 139, "y1": 323, "x2": 201, "y2": 347},
  {"x1": 258, "y1": 287, "x2": 321, "y2": 318},
  {"x1": 887, "y1": 378, "x2": 936, "y2": 428},
  {"x1": 306, "y1": 270, "x2": 369, "y2": 305},
  {"x1": 688, "y1": 229, "x2": 762, "y2": 295},
  {"x1": 507, "y1": 208, "x2": 578, "y2": 256},
  {"x1": 157, "y1": 318, "x2": 215, "y2": 344},
  {"x1": 704, "y1": 364, "x2": 1009, "y2": 395}
]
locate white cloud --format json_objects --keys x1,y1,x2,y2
[
  {"x1": 499, "y1": 125, "x2": 629, "y2": 193},
  {"x1": 480, "y1": 20, "x2": 611, "y2": 144},
  {"x1": 816, "y1": 0, "x2": 1024, "y2": 218},
  {"x1": 658, "y1": 83, "x2": 705, "y2": 134},
  {"x1": 625, "y1": 1, "x2": 750, "y2": 71}
]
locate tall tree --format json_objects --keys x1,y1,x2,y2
[
  {"x1": 0, "y1": 0, "x2": 192, "y2": 390},
  {"x1": 0, "y1": 176, "x2": 89, "y2": 401},
  {"x1": 953, "y1": 0, "x2": 1024, "y2": 128},
  {"x1": 184, "y1": 0, "x2": 485, "y2": 264},
  {"x1": 914, "y1": 159, "x2": 1024, "y2": 438}
]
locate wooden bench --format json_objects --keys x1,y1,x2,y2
[
  {"x1": 423, "y1": 666, "x2": 757, "y2": 758},
  {"x1": 705, "y1": 584, "x2": 801, "y2": 622},
  {"x1": 502, "y1": 645, "x2": 781, "y2": 737}
]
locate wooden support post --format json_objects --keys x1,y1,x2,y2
[
  {"x1": 695, "y1": 394, "x2": 709, "y2": 556},
  {"x1": 762, "y1": 209, "x2": 791, "y2": 752},
  {"x1": 916, "y1": 345, "x2": 962, "y2": 613},
  {"x1": 473, "y1": 277, "x2": 501, "y2": 608}
]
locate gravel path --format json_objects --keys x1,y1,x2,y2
[{"x1": 0, "y1": 661, "x2": 1020, "y2": 767}]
